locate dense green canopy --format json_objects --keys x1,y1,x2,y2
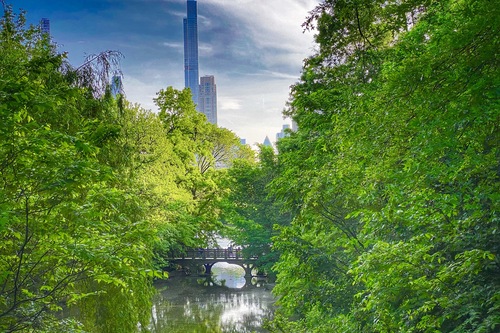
[
  {"x1": 1, "y1": 0, "x2": 498, "y2": 331},
  {"x1": 0, "y1": 4, "x2": 251, "y2": 332},
  {"x1": 267, "y1": 0, "x2": 499, "y2": 332}
]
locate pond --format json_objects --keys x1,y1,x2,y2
[{"x1": 150, "y1": 262, "x2": 275, "y2": 333}]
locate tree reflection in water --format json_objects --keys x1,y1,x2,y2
[{"x1": 150, "y1": 264, "x2": 274, "y2": 333}]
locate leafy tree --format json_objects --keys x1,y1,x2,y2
[
  {"x1": 0, "y1": 3, "x2": 256, "y2": 331},
  {"x1": 153, "y1": 86, "x2": 253, "y2": 258},
  {"x1": 197, "y1": 125, "x2": 254, "y2": 175},
  {"x1": 269, "y1": 0, "x2": 499, "y2": 332},
  {"x1": 0, "y1": 5, "x2": 155, "y2": 332},
  {"x1": 220, "y1": 145, "x2": 291, "y2": 276}
]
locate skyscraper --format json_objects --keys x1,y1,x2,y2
[
  {"x1": 40, "y1": 18, "x2": 50, "y2": 35},
  {"x1": 183, "y1": 0, "x2": 199, "y2": 106},
  {"x1": 276, "y1": 124, "x2": 291, "y2": 141},
  {"x1": 199, "y1": 75, "x2": 218, "y2": 124},
  {"x1": 110, "y1": 74, "x2": 124, "y2": 97}
]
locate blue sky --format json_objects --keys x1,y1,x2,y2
[{"x1": 8, "y1": 0, "x2": 319, "y2": 146}]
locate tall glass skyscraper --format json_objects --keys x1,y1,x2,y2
[
  {"x1": 199, "y1": 75, "x2": 217, "y2": 124},
  {"x1": 41, "y1": 18, "x2": 50, "y2": 35},
  {"x1": 183, "y1": 0, "x2": 199, "y2": 106}
]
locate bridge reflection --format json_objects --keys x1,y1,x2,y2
[{"x1": 197, "y1": 275, "x2": 268, "y2": 289}]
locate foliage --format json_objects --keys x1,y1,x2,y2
[
  {"x1": 269, "y1": 0, "x2": 499, "y2": 332},
  {"x1": 0, "y1": 6, "x2": 155, "y2": 332},
  {"x1": 153, "y1": 87, "x2": 253, "y2": 251},
  {"x1": 0, "y1": 3, "x2": 259, "y2": 332},
  {"x1": 220, "y1": 146, "x2": 291, "y2": 276}
]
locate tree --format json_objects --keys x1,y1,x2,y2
[
  {"x1": 153, "y1": 86, "x2": 254, "y2": 253},
  {"x1": 0, "y1": 4, "x2": 255, "y2": 331},
  {"x1": 269, "y1": 0, "x2": 499, "y2": 331},
  {"x1": 0, "y1": 6, "x2": 155, "y2": 332},
  {"x1": 220, "y1": 146, "x2": 291, "y2": 276}
]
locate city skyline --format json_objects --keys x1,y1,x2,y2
[
  {"x1": 8, "y1": 0, "x2": 319, "y2": 146},
  {"x1": 183, "y1": 0, "x2": 218, "y2": 125}
]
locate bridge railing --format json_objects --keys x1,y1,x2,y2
[{"x1": 171, "y1": 248, "x2": 257, "y2": 260}]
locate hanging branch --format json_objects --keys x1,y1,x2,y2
[{"x1": 70, "y1": 50, "x2": 124, "y2": 98}]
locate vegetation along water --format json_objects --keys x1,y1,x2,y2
[{"x1": 0, "y1": 0, "x2": 498, "y2": 332}]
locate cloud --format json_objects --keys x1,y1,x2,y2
[
  {"x1": 193, "y1": 0, "x2": 319, "y2": 145},
  {"x1": 247, "y1": 70, "x2": 301, "y2": 80},
  {"x1": 198, "y1": 42, "x2": 214, "y2": 56},
  {"x1": 201, "y1": 0, "x2": 317, "y2": 60},
  {"x1": 162, "y1": 41, "x2": 183, "y2": 49},
  {"x1": 219, "y1": 97, "x2": 242, "y2": 111},
  {"x1": 16, "y1": 0, "x2": 321, "y2": 146},
  {"x1": 195, "y1": 1, "x2": 317, "y2": 83}
]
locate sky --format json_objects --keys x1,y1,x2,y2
[{"x1": 8, "y1": 0, "x2": 320, "y2": 146}]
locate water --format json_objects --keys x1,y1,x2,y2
[{"x1": 150, "y1": 263, "x2": 274, "y2": 332}]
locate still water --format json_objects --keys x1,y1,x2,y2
[{"x1": 150, "y1": 263, "x2": 275, "y2": 332}]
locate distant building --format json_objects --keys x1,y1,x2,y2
[
  {"x1": 199, "y1": 75, "x2": 217, "y2": 124},
  {"x1": 110, "y1": 75, "x2": 123, "y2": 97},
  {"x1": 183, "y1": 0, "x2": 199, "y2": 107},
  {"x1": 40, "y1": 18, "x2": 50, "y2": 36},
  {"x1": 276, "y1": 124, "x2": 291, "y2": 141},
  {"x1": 263, "y1": 136, "x2": 272, "y2": 147},
  {"x1": 292, "y1": 120, "x2": 298, "y2": 132},
  {"x1": 240, "y1": 138, "x2": 247, "y2": 145}
]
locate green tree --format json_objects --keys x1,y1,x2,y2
[
  {"x1": 220, "y1": 145, "x2": 291, "y2": 276},
  {"x1": 0, "y1": 6, "x2": 155, "y2": 332},
  {"x1": 153, "y1": 86, "x2": 253, "y2": 256},
  {"x1": 269, "y1": 0, "x2": 499, "y2": 332}
]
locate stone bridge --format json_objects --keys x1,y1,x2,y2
[{"x1": 167, "y1": 248, "x2": 259, "y2": 277}]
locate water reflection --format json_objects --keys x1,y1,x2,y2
[
  {"x1": 151, "y1": 263, "x2": 274, "y2": 333},
  {"x1": 212, "y1": 263, "x2": 246, "y2": 289}
]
